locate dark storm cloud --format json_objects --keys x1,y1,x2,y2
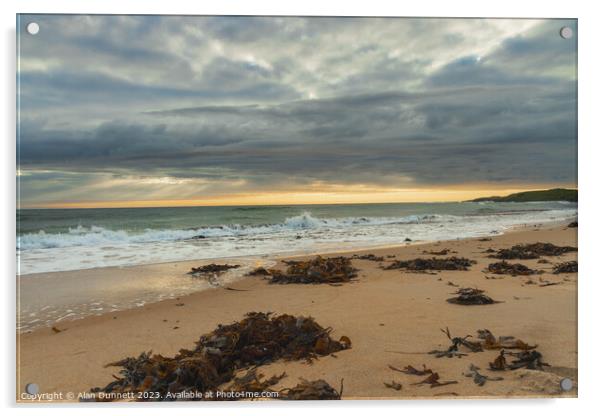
[
  {"x1": 425, "y1": 56, "x2": 550, "y2": 87},
  {"x1": 201, "y1": 16, "x2": 289, "y2": 43},
  {"x1": 19, "y1": 82, "x2": 576, "y2": 186},
  {"x1": 19, "y1": 68, "x2": 298, "y2": 113},
  {"x1": 17, "y1": 16, "x2": 577, "y2": 204}
]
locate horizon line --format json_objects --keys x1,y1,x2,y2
[{"x1": 17, "y1": 186, "x2": 577, "y2": 210}]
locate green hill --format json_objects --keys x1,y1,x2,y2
[{"x1": 469, "y1": 188, "x2": 577, "y2": 203}]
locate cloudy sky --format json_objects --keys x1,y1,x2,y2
[{"x1": 17, "y1": 15, "x2": 577, "y2": 208}]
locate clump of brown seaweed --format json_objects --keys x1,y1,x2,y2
[
  {"x1": 246, "y1": 267, "x2": 271, "y2": 276},
  {"x1": 351, "y1": 254, "x2": 384, "y2": 262},
  {"x1": 427, "y1": 328, "x2": 538, "y2": 359},
  {"x1": 217, "y1": 371, "x2": 343, "y2": 401},
  {"x1": 91, "y1": 312, "x2": 351, "y2": 401},
  {"x1": 280, "y1": 378, "x2": 343, "y2": 400},
  {"x1": 477, "y1": 329, "x2": 537, "y2": 350},
  {"x1": 488, "y1": 350, "x2": 549, "y2": 371},
  {"x1": 268, "y1": 256, "x2": 358, "y2": 285},
  {"x1": 486, "y1": 261, "x2": 540, "y2": 276},
  {"x1": 446, "y1": 288, "x2": 499, "y2": 305},
  {"x1": 388, "y1": 363, "x2": 456, "y2": 388},
  {"x1": 188, "y1": 264, "x2": 240, "y2": 277},
  {"x1": 384, "y1": 257, "x2": 476, "y2": 272},
  {"x1": 507, "y1": 350, "x2": 550, "y2": 370},
  {"x1": 553, "y1": 261, "x2": 578, "y2": 274},
  {"x1": 221, "y1": 368, "x2": 286, "y2": 398},
  {"x1": 489, "y1": 242, "x2": 577, "y2": 260},
  {"x1": 429, "y1": 327, "x2": 483, "y2": 358},
  {"x1": 422, "y1": 249, "x2": 456, "y2": 256}
]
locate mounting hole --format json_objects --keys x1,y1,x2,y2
[
  {"x1": 26, "y1": 22, "x2": 40, "y2": 35},
  {"x1": 25, "y1": 383, "x2": 39, "y2": 395},
  {"x1": 560, "y1": 378, "x2": 573, "y2": 391},
  {"x1": 559, "y1": 26, "x2": 573, "y2": 39}
]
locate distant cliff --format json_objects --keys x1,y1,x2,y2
[{"x1": 469, "y1": 188, "x2": 577, "y2": 203}]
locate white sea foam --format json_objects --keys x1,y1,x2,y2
[
  {"x1": 17, "y1": 212, "x2": 445, "y2": 250},
  {"x1": 17, "y1": 209, "x2": 576, "y2": 275}
]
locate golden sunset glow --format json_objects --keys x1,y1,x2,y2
[{"x1": 22, "y1": 184, "x2": 576, "y2": 209}]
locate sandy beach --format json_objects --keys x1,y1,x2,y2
[{"x1": 16, "y1": 223, "x2": 577, "y2": 401}]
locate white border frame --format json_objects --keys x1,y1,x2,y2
[{"x1": 3, "y1": 1, "x2": 600, "y2": 414}]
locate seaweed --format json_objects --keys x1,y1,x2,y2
[
  {"x1": 489, "y1": 242, "x2": 577, "y2": 260},
  {"x1": 463, "y1": 364, "x2": 503, "y2": 386},
  {"x1": 539, "y1": 280, "x2": 561, "y2": 287},
  {"x1": 488, "y1": 350, "x2": 508, "y2": 371},
  {"x1": 188, "y1": 264, "x2": 240, "y2": 277},
  {"x1": 568, "y1": 221, "x2": 578, "y2": 228},
  {"x1": 388, "y1": 364, "x2": 433, "y2": 376},
  {"x1": 224, "y1": 287, "x2": 249, "y2": 292},
  {"x1": 446, "y1": 288, "x2": 499, "y2": 305},
  {"x1": 351, "y1": 254, "x2": 384, "y2": 262},
  {"x1": 222, "y1": 373, "x2": 343, "y2": 401},
  {"x1": 222, "y1": 368, "x2": 286, "y2": 398},
  {"x1": 507, "y1": 350, "x2": 550, "y2": 370},
  {"x1": 477, "y1": 329, "x2": 537, "y2": 350},
  {"x1": 489, "y1": 349, "x2": 549, "y2": 370},
  {"x1": 384, "y1": 257, "x2": 476, "y2": 272},
  {"x1": 422, "y1": 249, "x2": 456, "y2": 256},
  {"x1": 410, "y1": 373, "x2": 458, "y2": 388},
  {"x1": 429, "y1": 327, "x2": 482, "y2": 358},
  {"x1": 246, "y1": 267, "x2": 271, "y2": 276},
  {"x1": 280, "y1": 378, "x2": 343, "y2": 400},
  {"x1": 553, "y1": 261, "x2": 578, "y2": 274},
  {"x1": 486, "y1": 261, "x2": 540, "y2": 276},
  {"x1": 383, "y1": 380, "x2": 402, "y2": 391},
  {"x1": 269, "y1": 256, "x2": 358, "y2": 285},
  {"x1": 91, "y1": 312, "x2": 351, "y2": 401},
  {"x1": 484, "y1": 275, "x2": 505, "y2": 280}
]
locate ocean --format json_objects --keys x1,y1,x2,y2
[{"x1": 17, "y1": 201, "x2": 577, "y2": 276}]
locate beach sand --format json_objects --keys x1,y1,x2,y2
[{"x1": 16, "y1": 223, "x2": 578, "y2": 401}]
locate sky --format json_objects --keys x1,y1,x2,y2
[{"x1": 17, "y1": 15, "x2": 577, "y2": 208}]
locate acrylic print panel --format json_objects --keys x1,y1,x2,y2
[{"x1": 16, "y1": 15, "x2": 577, "y2": 402}]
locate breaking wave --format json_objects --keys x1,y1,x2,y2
[{"x1": 17, "y1": 212, "x2": 448, "y2": 251}]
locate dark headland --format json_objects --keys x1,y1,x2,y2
[{"x1": 469, "y1": 188, "x2": 577, "y2": 203}]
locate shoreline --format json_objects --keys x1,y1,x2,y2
[
  {"x1": 17, "y1": 204, "x2": 576, "y2": 276},
  {"x1": 17, "y1": 220, "x2": 567, "y2": 333},
  {"x1": 19, "y1": 218, "x2": 570, "y2": 277},
  {"x1": 17, "y1": 221, "x2": 577, "y2": 401}
]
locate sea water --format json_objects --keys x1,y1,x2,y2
[{"x1": 17, "y1": 201, "x2": 577, "y2": 275}]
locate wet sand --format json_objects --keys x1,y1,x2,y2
[
  {"x1": 16, "y1": 223, "x2": 577, "y2": 401},
  {"x1": 17, "y1": 257, "x2": 271, "y2": 333}
]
